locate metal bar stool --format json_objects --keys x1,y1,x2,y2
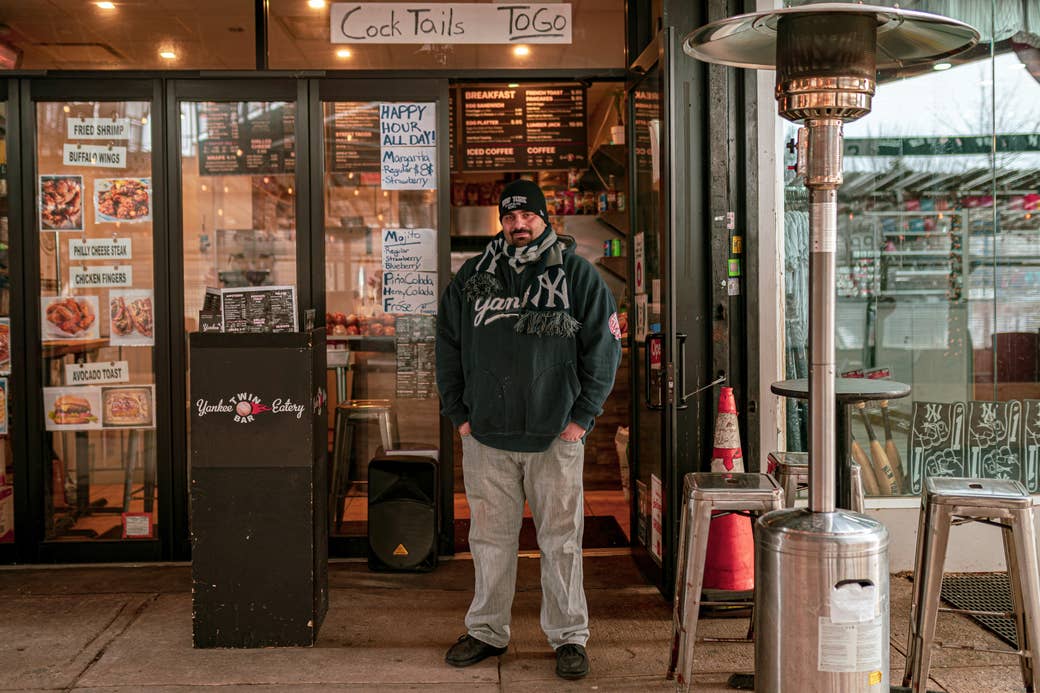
[
  {"x1": 766, "y1": 451, "x2": 865, "y2": 512},
  {"x1": 667, "y1": 472, "x2": 784, "y2": 691},
  {"x1": 903, "y1": 477, "x2": 1040, "y2": 692},
  {"x1": 330, "y1": 399, "x2": 398, "y2": 530}
]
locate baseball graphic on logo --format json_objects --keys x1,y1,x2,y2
[{"x1": 235, "y1": 401, "x2": 252, "y2": 417}]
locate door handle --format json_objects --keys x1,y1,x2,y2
[
  {"x1": 676, "y1": 332, "x2": 688, "y2": 411},
  {"x1": 644, "y1": 332, "x2": 664, "y2": 411}
]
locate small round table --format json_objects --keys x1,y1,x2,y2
[{"x1": 770, "y1": 377, "x2": 911, "y2": 509}]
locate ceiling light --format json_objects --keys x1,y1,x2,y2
[
  {"x1": 96, "y1": 1, "x2": 116, "y2": 9},
  {"x1": 159, "y1": 49, "x2": 177, "y2": 60},
  {"x1": 513, "y1": 45, "x2": 530, "y2": 57},
  {"x1": 308, "y1": 0, "x2": 326, "y2": 7},
  {"x1": 932, "y1": 62, "x2": 952, "y2": 71},
  {"x1": 507, "y1": 83, "x2": 520, "y2": 88},
  {"x1": 336, "y1": 48, "x2": 352, "y2": 59}
]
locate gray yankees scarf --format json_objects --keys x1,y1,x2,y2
[{"x1": 463, "y1": 227, "x2": 581, "y2": 337}]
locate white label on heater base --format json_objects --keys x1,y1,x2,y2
[{"x1": 817, "y1": 616, "x2": 884, "y2": 672}]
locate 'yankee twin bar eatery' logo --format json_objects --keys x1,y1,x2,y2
[{"x1": 195, "y1": 391, "x2": 306, "y2": 424}]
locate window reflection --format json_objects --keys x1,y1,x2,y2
[{"x1": 782, "y1": 1, "x2": 1040, "y2": 496}]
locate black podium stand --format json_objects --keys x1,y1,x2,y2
[{"x1": 189, "y1": 329, "x2": 328, "y2": 648}]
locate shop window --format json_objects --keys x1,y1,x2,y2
[
  {"x1": 267, "y1": 0, "x2": 625, "y2": 70},
  {"x1": 36, "y1": 100, "x2": 158, "y2": 541},
  {"x1": 781, "y1": 0, "x2": 1040, "y2": 496}
]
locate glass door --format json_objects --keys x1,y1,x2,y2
[
  {"x1": 318, "y1": 80, "x2": 450, "y2": 556},
  {"x1": 171, "y1": 80, "x2": 302, "y2": 558},
  {"x1": 27, "y1": 81, "x2": 167, "y2": 560},
  {"x1": 628, "y1": 31, "x2": 703, "y2": 595}
]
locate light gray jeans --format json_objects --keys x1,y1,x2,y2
[{"x1": 461, "y1": 434, "x2": 589, "y2": 649}]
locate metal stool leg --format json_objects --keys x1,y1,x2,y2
[
  {"x1": 779, "y1": 470, "x2": 799, "y2": 508},
  {"x1": 1010, "y1": 506, "x2": 1040, "y2": 691},
  {"x1": 668, "y1": 493, "x2": 693, "y2": 679},
  {"x1": 674, "y1": 498, "x2": 714, "y2": 692},
  {"x1": 903, "y1": 492, "x2": 931, "y2": 687},
  {"x1": 911, "y1": 502, "x2": 953, "y2": 692}
]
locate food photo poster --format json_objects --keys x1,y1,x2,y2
[
  {"x1": 94, "y1": 178, "x2": 152, "y2": 224},
  {"x1": 100, "y1": 385, "x2": 155, "y2": 429},
  {"x1": 42, "y1": 295, "x2": 100, "y2": 341},
  {"x1": 39, "y1": 175, "x2": 85, "y2": 231},
  {"x1": 0, "y1": 378, "x2": 7, "y2": 436},
  {"x1": 0, "y1": 318, "x2": 10, "y2": 375},
  {"x1": 109, "y1": 289, "x2": 154, "y2": 346},
  {"x1": 43, "y1": 386, "x2": 103, "y2": 432}
]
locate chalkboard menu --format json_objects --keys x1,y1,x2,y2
[
  {"x1": 327, "y1": 102, "x2": 380, "y2": 174},
  {"x1": 221, "y1": 285, "x2": 298, "y2": 334},
  {"x1": 632, "y1": 88, "x2": 661, "y2": 173},
  {"x1": 461, "y1": 85, "x2": 587, "y2": 172},
  {"x1": 198, "y1": 102, "x2": 296, "y2": 176}
]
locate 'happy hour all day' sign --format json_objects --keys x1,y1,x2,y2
[
  {"x1": 380, "y1": 102, "x2": 436, "y2": 190},
  {"x1": 331, "y1": 3, "x2": 571, "y2": 44}
]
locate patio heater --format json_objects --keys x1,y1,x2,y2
[{"x1": 684, "y1": 5, "x2": 977, "y2": 691}]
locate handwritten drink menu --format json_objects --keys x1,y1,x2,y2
[
  {"x1": 198, "y1": 102, "x2": 296, "y2": 176},
  {"x1": 461, "y1": 85, "x2": 587, "y2": 171}
]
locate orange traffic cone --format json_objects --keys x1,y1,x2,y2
[{"x1": 703, "y1": 387, "x2": 755, "y2": 591}]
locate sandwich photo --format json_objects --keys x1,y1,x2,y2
[
  {"x1": 102, "y1": 386, "x2": 154, "y2": 427},
  {"x1": 0, "y1": 319, "x2": 9, "y2": 374},
  {"x1": 44, "y1": 387, "x2": 103, "y2": 431},
  {"x1": 109, "y1": 290, "x2": 154, "y2": 345},
  {"x1": 49, "y1": 394, "x2": 97, "y2": 425}
]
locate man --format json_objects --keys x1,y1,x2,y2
[{"x1": 436, "y1": 178, "x2": 622, "y2": 680}]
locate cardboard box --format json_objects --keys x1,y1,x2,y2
[{"x1": 0, "y1": 485, "x2": 13, "y2": 543}]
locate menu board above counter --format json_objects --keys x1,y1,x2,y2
[
  {"x1": 198, "y1": 102, "x2": 296, "y2": 176},
  {"x1": 460, "y1": 85, "x2": 587, "y2": 172},
  {"x1": 328, "y1": 103, "x2": 380, "y2": 174}
]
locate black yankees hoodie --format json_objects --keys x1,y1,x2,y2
[{"x1": 436, "y1": 237, "x2": 622, "y2": 453}]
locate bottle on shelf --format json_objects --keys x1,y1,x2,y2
[{"x1": 607, "y1": 175, "x2": 618, "y2": 212}]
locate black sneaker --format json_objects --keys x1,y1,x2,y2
[
  {"x1": 445, "y1": 634, "x2": 507, "y2": 667},
  {"x1": 555, "y1": 643, "x2": 590, "y2": 680}
]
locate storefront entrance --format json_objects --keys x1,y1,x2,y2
[{"x1": 6, "y1": 72, "x2": 678, "y2": 565}]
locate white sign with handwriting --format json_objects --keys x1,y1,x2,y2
[
  {"x1": 382, "y1": 228, "x2": 437, "y2": 272},
  {"x1": 380, "y1": 102, "x2": 436, "y2": 190},
  {"x1": 382, "y1": 270, "x2": 437, "y2": 315},
  {"x1": 331, "y1": 3, "x2": 572, "y2": 44}
]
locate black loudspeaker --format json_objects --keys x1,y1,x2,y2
[{"x1": 368, "y1": 455, "x2": 439, "y2": 572}]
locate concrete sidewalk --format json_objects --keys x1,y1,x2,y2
[{"x1": 0, "y1": 552, "x2": 1028, "y2": 691}]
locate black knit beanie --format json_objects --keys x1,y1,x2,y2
[{"x1": 498, "y1": 179, "x2": 549, "y2": 225}]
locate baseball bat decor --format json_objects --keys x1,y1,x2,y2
[
  {"x1": 849, "y1": 431, "x2": 882, "y2": 496},
  {"x1": 879, "y1": 399, "x2": 906, "y2": 493},
  {"x1": 856, "y1": 401, "x2": 899, "y2": 494}
]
